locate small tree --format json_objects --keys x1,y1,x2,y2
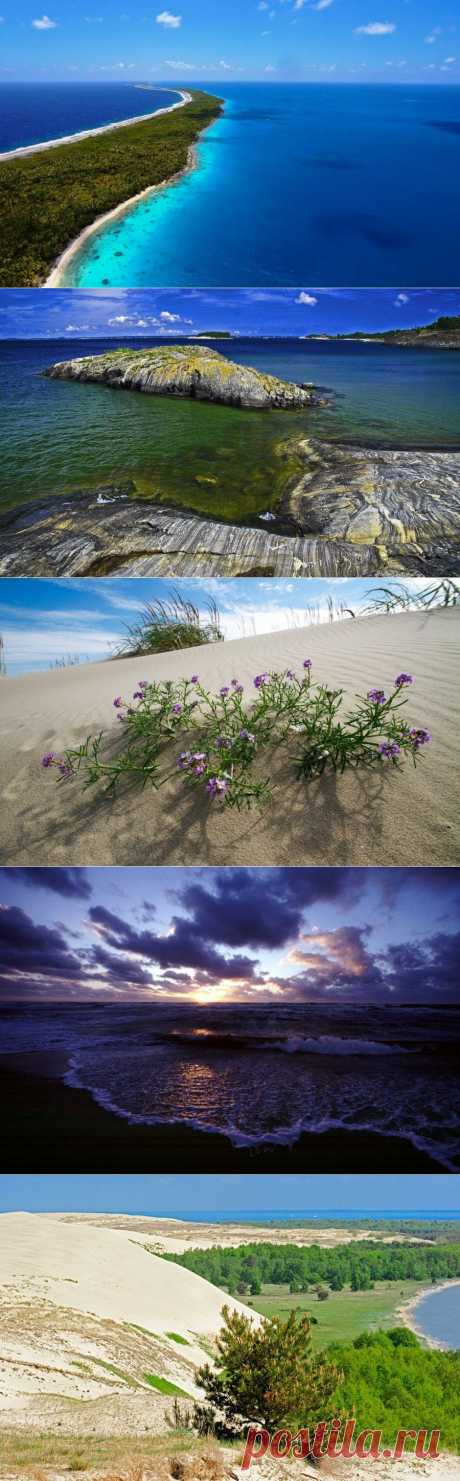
[
  {"x1": 316, "y1": 1285, "x2": 330, "y2": 1303},
  {"x1": 195, "y1": 1305, "x2": 340, "y2": 1438}
]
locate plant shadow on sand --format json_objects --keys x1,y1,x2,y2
[{"x1": 16, "y1": 732, "x2": 395, "y2": 867}]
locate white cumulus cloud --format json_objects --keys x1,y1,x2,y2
[
  {"x1": 295, "y1": 292, "x2": 318, "y2": 306},
  {"x1": 156, "y1": 9, "x2": 182, "y2": 27},
  {"x1": 32, "y1": 14, "x2": 57, "y2": 28},
  {"x1": 354, "y1": 21, "x2": 396, "y2": 35}
]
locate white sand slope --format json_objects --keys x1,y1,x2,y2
[
  {"x1": 0, "y1": 1212, "x2": 259, "y2": 1433},
  {"x1": 0, "y1": 608, "x2": 458, "y2": 866},
  {"x1": 0, "y1": 1212, "x2": 254, "y2": 1344}
]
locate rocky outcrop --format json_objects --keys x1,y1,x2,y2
[
  {"x1": 1, "y1": 440, "x2": 459, "y2": 577},
  {"x1": 282, "y1": 438, "x2": 460, "y2": 566},
  {"x1": 0, "y1": 488, "x2": 380, "y2": 577},
  {"x1": 45, "y1": 344, "x2": 317, "y2": 409}
]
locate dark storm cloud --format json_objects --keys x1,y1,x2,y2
[
  {"x1": 180, "y1": 868, "x2": 359, "y2": 951},
  {"x1": 0, "y1": 867, "x2": 92, "y2": 900},
  {"x1": 385, "y1": 930, "x2": 460, "y2": 1002},
  {"x1": 0, "y1": 904, "x2": 85, "y2": 984},
  {"x1": 279, "y1": 927, "x2": 460, "y2": 1004},
  {"x1": 88, "y1": 904, "x2": 256, "y2": 982},
  {"x1": 88, "y1": 941, "x2": 156, "y2": 990}
]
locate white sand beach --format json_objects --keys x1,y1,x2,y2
[
  {"x1": 396, "y1": 1280, "x2": 460, "y2": 1351},
  {"x1": 43, "y1": 91, "x2": 211, "y2": 290},
  {"x1": 0, "y1": 90, "x2": 191, "y2": 164},
  {"x1": 0, "y1": 608, "x2": 458, "y2": 867}
]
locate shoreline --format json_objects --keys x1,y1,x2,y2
[
  {"x1": 0, "y1": 1057, "x2": 449, "y2": 1173},
  {"x1": 44, "y1": 109, "x2": 216, "y2": 290},
  {"x1": 0, "y1": 89, "x2": 191, "y2": 165},
  {"x1": 397, "y1": 1280, "x2": 460, "y2": 1351}
]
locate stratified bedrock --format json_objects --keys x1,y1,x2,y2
[
  {"x1": 45, "y1": 345, "x2": 317, "y2": 409},
  {"x1": 1, "y1": 441, "x2": 459, "y2": 578},
  {"x1": 1, "y1": 344, "x2": 459, "y2": 576}
]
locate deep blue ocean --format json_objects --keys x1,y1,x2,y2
[
  {"x1": 0, "y1": 82, "x2": 179, "y2": 154},
  {"x1": 55, "y1": 82, "x2": 460, "y2": 287}
]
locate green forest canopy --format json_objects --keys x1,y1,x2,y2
[
  {"x1": 163, "y1": 1240, "x2": 460, "y2": 1294},
  {"x1": 0, "y1": 91, "x2": 222, "y2": 287}
]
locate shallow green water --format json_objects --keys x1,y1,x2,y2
[{"x1": 1, "y1": 337, "x2": 459, "y2": 519}]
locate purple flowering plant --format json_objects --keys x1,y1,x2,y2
[{"x1": 41, "y1": 663, "x2": 431, "y2": 808}]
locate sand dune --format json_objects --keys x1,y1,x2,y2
[
  {"x1": 0, "y1": 608, "x2": 458, "y2": 866},
  {"x1": 0, "y1": 1212, "x2": 253, "y2": 1344},
  {"x1": 0, "y1": 1212, "x2": 258, "y2": 1436},
  {"x1": 44, "y1": 1212, "x2": 433, "y2": 1253}
]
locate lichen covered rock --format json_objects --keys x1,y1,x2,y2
[{"x1": 45, "y1": 343, "x2": 316, "y2": 410}]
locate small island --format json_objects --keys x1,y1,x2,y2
[
  {"x1": 45, "y1": 344, "x2": 317, "y2": 410},
  {"x1": 304, "y1": 315, "x2": 460, "y2": 349}
]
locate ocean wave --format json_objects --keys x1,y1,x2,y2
[
  {"x1": 166, "y1": 1029, "x2": 413, "y2": 1056},
  {"x1": 64, "y1": 1057, "x2": 457, "y2": 1171}
]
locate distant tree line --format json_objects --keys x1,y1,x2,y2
[{"x1": 164, "y1": 1241, "x2": 460, "y2": 1296}]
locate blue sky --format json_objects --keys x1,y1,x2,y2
[
  {"x1": 1, "y1": 288, "x2": 460, "y2": 340},
  {"x1": 0, "y1": 1173, "x2": 459, "y2": 1216},
  {"x1": 1, "y1": 864, "x2": 459, "y2": 1003},
  {"x1": 0, "y1": 2, "x2": 459, "y2": 82},
  {"x1": 0, "y1": 576, "x2": 438, "y2": 674}
]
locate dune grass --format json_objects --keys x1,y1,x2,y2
[
  {"x1": 145, "y1": 1374, "x2": 190, "y2": 1396},
  {"x1": 0, "y1": 1428, "x2": 220, "y2": 1476},
  {"x1": 0, "y1": 90, "x2": 222, "y2": 287},
  {"x1": 116, "y1": 591, "x2": 223, "y2": 658}
]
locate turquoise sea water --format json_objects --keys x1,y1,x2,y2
[
  {"x1": 0, "y1": 338, "x2": 459, "y2": 514},
  {"x1": 61, "y1": 83, "x2": 460, "y2": 287},
  {"x1": 0, "y1": 82, "x2": 180, "y2": 153},
  {"x1": 413, "y1": 1284, "x2": 460, "y2": 1350}
]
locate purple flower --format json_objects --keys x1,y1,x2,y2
[
  {"x1": 379, "y1": 741, "x2": 401, "y2": 759},
  {"x1": 395, "y1": 673, "x2": 413, "y2": 688},
  {"x1": 409, "y1": 727, "x2": 432, "y2": 749},
  {"x1": 177, "y1": 751, "x2": 191, "y2": 769},
  {"x1": 231, "y1": 679, "x2": 240, "y2": 687},
  {"x1": 254, "y1": 672, "x2": 269, "y2": 689},
  {"x1": 367, "y1": 688, "x2": 386, "y2": 705},
  {"x1": 138, "y1": 680, "x2": 148, "y2": 689},
  {"x1": 206, "y1": 776, "x2": 228, "y2": 798},
  {"x1": 133, "y1": 690, "x2": 145, "y2": 700},
  {"x1": 234, "y1": 684, "x2": 244, "y2": 694},
  {"x1": 117, "y1": 714, "x2": 126, "y2": 723},
  {"x1": 219, "y1": 686, "x2": 230, "y2": 697},
  {"x1": 285, "y1": 669, "x2": 296, "y2": 680},
  {"x1": 194, "y1": 764, "x2": 205, "y2": 776},
  {"x1": 239, "y1": 729, "x2": 256, "y2": 744},
  {"x1": 172, "y1": 703, "x2": 182, "y2": 715},
  {"x1": 191, "y1": 674, "x2": 199, "y2": 684},
  {"x1": 41, "y1": 751, "x2": 56, "y2": 768},
  {"x1": 303, "y1": 659, "x2": 312, "y2": 670},
  {"x1": 113, "y1": 696, "x2": 123, "y2": 708},
  {"x1": 191, "y1": 752, "x2": 207, "y2": 762},
  {"x1": 215, "y1": 736, "x2": 232, "y2": 749},
  {"x1": 58, "y1": 763, "x2": 72, "y2": 779}
]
